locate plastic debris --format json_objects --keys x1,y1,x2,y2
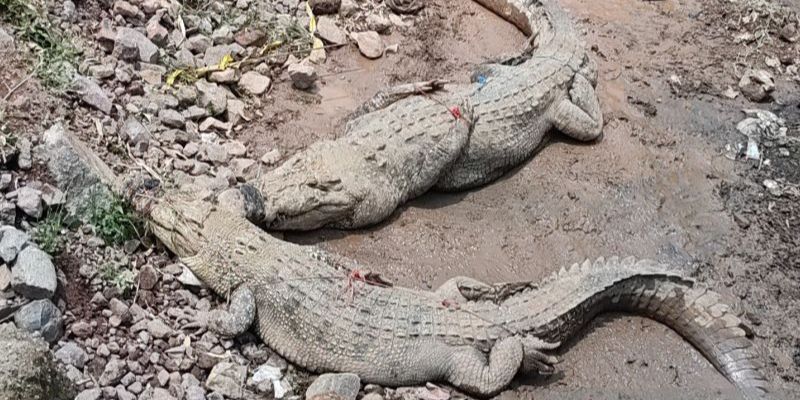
[{"x1": 735, "y1": 109, "x2": 788, "y2": 161}]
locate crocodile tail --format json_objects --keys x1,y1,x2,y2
[{"x1": 509, "y1": 257, "x2": 770, "y2": 396}]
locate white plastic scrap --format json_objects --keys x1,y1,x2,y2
[{"x1": 735, "y1": 109, "x2": 788, "y2": 160}]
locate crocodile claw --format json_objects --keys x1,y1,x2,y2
[{"x1": 521, "y1": 336, "x2": 561, "y2": 375}]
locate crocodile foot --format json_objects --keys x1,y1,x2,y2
[{"x1": 521, "y1": 336, "x2": 560, "y2": 375}]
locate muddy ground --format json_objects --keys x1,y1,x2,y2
[
  {"x1": 2, "y1": 0, "x2": 799, "y2": 398},
  {"x1": 238, "y1": 0, "x2": 800, "y2": 398}
]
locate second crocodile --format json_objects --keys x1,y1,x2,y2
[{"x1": 243, "y1": 0, "x2": 603, "y2": 230}]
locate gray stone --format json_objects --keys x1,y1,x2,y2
[
  {"x1": 146, "y1": 318, "x2": 172, "y2": 339},
  {"x1": 195, "y1": 80, "x2": 228, "y2": 115},
  {"x1": 306, "y1": 373, "x2": 361, "y2": 400},
  {"x1": 113, "y1": 0, "x2": 141, "y2": 19},
  {"x1": 175, "y1": 48, "x2": 197, "y2": 69},
  {"x1": 176, "y1": 266, "x2": 205, "y2": 287},
  {"x1": 260, "y1": 149, "x2": 282, "y2": 165},
  {"x1": 224, "y1": 140, "x2": 247, "y2": 157},
  {"x1": 62, "y1": 0, "x2": 77, "y2": 22},
  {"x1": 366, "y1": 14, "x2": 392, "y2": 34},
  {"x1": 739, "y1": 69, "x2": 775, "y2": 103},
  {"x1": 54, "y1": 342, "x2": 88, "y2": 369},
  {"x1": 13, "y1": 299, "x2": 62, "y2": 343},
  {"x1": 201, "y1": 143, "x2": 229, "y2": 163},
  {"x1": 209, "y1": 68, "x2": 240, "y2": 84},
  {"x1": 97, "y1": 19, "x2": 117, "y2": 51},
  {"x1": 226, "y1": 99, "x2": 248, "y2": 125},
  {"x1": 113, "y1": 27, "x2": 159, "y2": 63},
  {"x1": 0, "y1": 323, "x2": 75, "y2": 400},
  {"x1": 137, "y1": 264, "x2": 159, "y2": 290},
  {"x1": 70, "y1": 320, "x2": 93, "y2": 338},
  {"x1": 309, "y1": 0, "x2": 341, "y2": 15},
  {"x1": 352, "y1": 31, "x2": 383, "y2": 59},
  {"x1": 288, "y1": 63, "x2": 318, "y2": 90},
  {"x1": 0, "y1": 28, "x2": 15, "y2": 52},
  {"x1": 88, "y1": 64, "x2": 115, "y2": 80},
  {"x1": 206, "y1": 362, "x2": 247, "y2": 399},
  {"x1": 316, "y1": 17, "x2": 347, "y2": 45},
  {"x1": 122, "y1": 117, "x2": 151, "y2": 146},
  {"x1": 183, "y1": 105, "x2": 209, "y2": 121},
  {"x1": 15, "y1": 186, "x2": 43, "y2": 218},
  {"x1": 71, "y1": 75, "x2": 113, "y2": 114},
  {"x1": 0, "y1": 173, "x2": 11, "y2": 191},
  {"x1": 0, "y1": 201, "x2": 15, "y2": 225},
  {"x1": 0, "y1": 264, "x2": 10, "y2": 291},
  {"x1": 239, "y1": 71, "x2": 271, "y2": 95},
  {"x1": 203, "y1": 44, "x2": 245, "y2": 67},
  {"x1": 0, "y1": 227, "x2": 29, "y2": 263},
  {"x1": 199, "y1": 117, "x2": 232, "y2": 132},
  {"x1": 41, "y1": 185, "x2": 66, "y2": 208},
  {"x1": 146, "y1": 17, "x2": 169, "y2": 46},
  {"x1": 176, "y1": 85, "x2": 198, "y2": 106},
  {"x1": 17, "y1": 138, "x2": 32, "y2": 170},
  {"x1": 234, "y1": 28, "x2": 265, "y2": 47},
  {"x1": 75, "y1": 388, "x2": 101, "y2": 400},
  {"x1": 150, "y1": 387, "x2": 176, "y2": 400},
  {"x1": 185, "y1": 35, "x2": 213, "y2": 54},
  {"x1": 99, "y1": 358, "x2": 127, "y2": 386},
  {"x1": 159, "y1": 109, "x2": 186, "y2": 128},
  {"x1": 11, "y1": 247, "x2": 57, "y2": 300},
  {"x1": 117, "y1": 387, "x2": 135, "y2": 400},
  {"x1": 185, "y1": 385, "x2": 206, "y2": 400},
  {"x1": 212, "y1": 25, "x2": 234, "y2": 45},
  {"x1": 339, "y1": 0, "x2": 358, "y2": 16},
  {"x1": 216, "y1": 189, "x2": 247, "y2": 217},
  {"x1": 230, "y1": 158, "x2": 257, "y2": 180}
]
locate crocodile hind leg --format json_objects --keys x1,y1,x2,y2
[
  {"x1": 443, "y1": 335, "x2": 558, "y2": 395},
  {"x1": 208, "y1": 286, "x2": 256, "y2": 337},
  {"x1": 549, "y1": 73, "x2": 604, "y2": 141},
  {"x1": 443, "y1": 337, "x2": 523, "y2": 395}
]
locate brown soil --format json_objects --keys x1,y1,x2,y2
[{"x1": 240, "y1": 0, "x2": 800, "y2": 398}]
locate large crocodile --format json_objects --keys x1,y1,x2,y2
[
  {"x1": 242, "y1": 0, "x2": 603, "y2": 230},
  {"x1": 47, "y1": 130, "x2": 768, "y2": 398}
]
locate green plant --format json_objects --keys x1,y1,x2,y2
[
  {"x1": 88, "y1": 193, "x2": 140, "y2": 246},
  {"x1": 33, "y1": 209, "x2": 65, "y2": 254},
  {"x1": 0, "y1": 0, "x2": 78, "y2": 90},
  {"x1": 99, "y1": 263, "x2": 136, "y2": 295}
]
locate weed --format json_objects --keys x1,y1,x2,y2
[
  {"x1": 0, "y1": 0, "x2": 78, "y2": 90},
  {"x1": 88, "y1": 193, "x2": 140, "y2": 246},
  {"x1": 99, "y1": 263, "x2": 136, "y2": 296},
  {"x1": 33, "y1": 209, "x2": 65, "y2": 254}
]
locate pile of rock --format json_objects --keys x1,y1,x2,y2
[{"x1": 0, "y1": 226, "x2": 62, "y2": 342}]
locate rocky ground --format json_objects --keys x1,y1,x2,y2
[{"x1": 0, "y1": 0, "x2": 799, "y2": 399}]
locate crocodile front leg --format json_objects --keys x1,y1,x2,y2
[
  {"x1": 436, "y1": 276, "x2": 536, "y2": 303},
  {"x1": 208, "y1": 286, "x2": 256, "y2": 337},
  {"x1": 348, "y1": 79, "x2": 448, "y2": 121},
  {"x1": 549, "y1": 73, "x2": 604, "y2": 141}
]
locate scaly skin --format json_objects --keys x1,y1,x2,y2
[
  {"x1": 46, "y1": 130, "x2": 770, "y2": 398},
  {"x1": 245, "y1": 0, "x2": 603, "y2": 230}
]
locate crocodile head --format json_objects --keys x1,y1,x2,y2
[
  {"x1": 243, "y1": 161, "x2": 361, "y2": 230},
  {"x1": 259, "y1": 179, "x2": 359, "y2": 230}
]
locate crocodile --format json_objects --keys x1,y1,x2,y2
[
  {"x1": 241, "y1": 0, "x2": 603, "y2": 230},
  {"x1": 47, "y1": 131, "x2": 768, "y2": 398}
]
